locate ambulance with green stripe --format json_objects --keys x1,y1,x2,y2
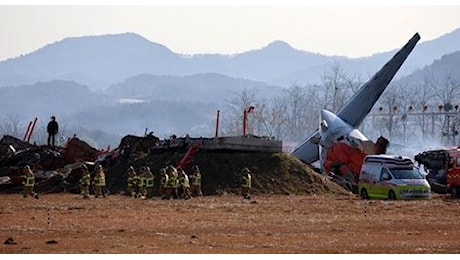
[{"x1": 358, "y1": 155, "x2": 431, "y2": 200}]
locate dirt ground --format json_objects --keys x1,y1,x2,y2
[{"x1": 1, "y1": 193, "x2": 460, "y2": 254}]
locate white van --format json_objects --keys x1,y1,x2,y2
[{"x1": 358, "y1": 155, "x2": 431, "y2": 200}]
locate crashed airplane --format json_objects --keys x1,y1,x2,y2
[{"x1": 291, "y1": 33, "x2": 421, "y2": 188}]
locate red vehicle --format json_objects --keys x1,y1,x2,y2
[{"x1": 414, "y1": 146, "x2": 460, "y2": 198}]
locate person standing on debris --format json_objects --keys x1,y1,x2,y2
[
  {"x1": 47, "y1": 116, "x2": 59, "y2": 147},
  {"x1": 93, "y1": 165, "x2": 106, "y2": 198},
  {"x1": 190, "y1": 165, "x2": 203, "y2": 197},
  {"x1": 241, "y1": 167, "x2": 252, "y2": 200},
  {"x1": 126, "y1": 166, "x2": 138, "y2": 198},
  {"x1": 79, "y1": 164, "x2": 91, "y2": 199},
  {"x1": 144, "y1": 167, "x2": 154, "y2": 199},
  {"x1": 21, "y1": 165, "x2": 39, "y2": 199}
]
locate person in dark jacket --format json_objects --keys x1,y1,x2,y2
[{"x1": 47, "y1": 116, "x2": 59, "y2": 147}]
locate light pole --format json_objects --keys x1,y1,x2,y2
[{"x1": 215, "y1": 110, "x2": 220, "y2": 138}]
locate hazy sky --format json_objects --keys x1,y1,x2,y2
[{"x1": 1, "y1": 2, "x2": 460, "y2": 61}]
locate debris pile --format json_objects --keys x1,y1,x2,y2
[
  {"x1": 0, "y1": 134, "x2": 348, "y2": 196},
  {"x1": 0, "y1": 135, "x2": 98, "y2": 194}
]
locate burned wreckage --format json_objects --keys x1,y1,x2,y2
[
  {"x1": 0, "y1": 133, "x2": 182, "y2": 195},
  {"x1": 0, "y1": 135, "x2": 101, "y2": 193}
]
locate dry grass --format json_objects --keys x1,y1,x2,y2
[{"x1": 1, "y1": 193, "x2": 460, "y2": 253}]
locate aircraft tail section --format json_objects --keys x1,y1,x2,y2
[
  {"x1": 291, "y1": 33, "x2": 420, "y2": 164},
  {"x1": 337, "y1": 33, "x2": 420, "y2": 127}
]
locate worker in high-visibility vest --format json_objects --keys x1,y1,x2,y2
[
  {"x1": 137, "y1": 166, "x2": 147, "y2": 199},
  {"x1": 173, "y1": 166, "x2": 180, "y2": 199},
  {"x1": 126, "y1": 166, "x2": 138, "y2": 198},
  {"x1": 190, "y1": 165, "x2": 203, "y2": 197},
  {"x1": 178, "y1": 168, "x2": 192, "y2": 199},
  {"x1": 22, "y1": 165, "x2": 39, "y2": 199},
  {"x1": 93, "y1": 165, "x2": 106, "y2": 198},
  {"x1": 144, "y1": 166, "x2": 154, "y2": 199},
  {"x1": 162, "y1": 165, "x2": 178, "y2": 200},
  {"x1": 159, "y1": 168, "x2": 167, "y2": 197},
  {"x1": 241, "y1": 167, "x2": 252, "y2": 200},
  {"x1": 79, "y1": 164, "x2": 91, "y2": 199}
]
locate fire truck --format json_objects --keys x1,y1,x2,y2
[{"x1": 414, "y1": 146, "x2": 460, "y2": 198}]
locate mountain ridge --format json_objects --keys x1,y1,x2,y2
[{"x1": 1, "y1": 28, "x2": 460, "y2": 90}]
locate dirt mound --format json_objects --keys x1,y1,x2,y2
[
  {"x1": 104, "y1": 149, "x2": 347, "y2": 196},
  {"x1": 192, "y1": 151, "x2": 346, "y2": 196}
]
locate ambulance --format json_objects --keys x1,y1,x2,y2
[{"x1": 358, "y1": 155, "x2": 431, "y2": 200}]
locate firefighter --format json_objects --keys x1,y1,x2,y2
[
  {"x1": 178, "y1": 168, "x2": 192, "y2": 199},
  {"x1": 172, "y1": 166, "x2": 180, "y2": 199},
  {"x1": 79, "y1": 164, "x2": 91, "y2": 199},
  {"x1": 241, "y1": 167, "x2": 252, "y2": 200},
  {"x1": 190, "y1": 165, "x2": 203, "y2": 197},
  {"x1": 144, "y1": 166, "x2": 154, "y2": 199},
  {"x1": 126, "y1": 166, "x2": 138, "y2": 198},
  {"x1": 22, "y1": 165, "x2": 39, "y2": 199},
  {"x1": 93, "y1": 165, "x2": 106, "y2": 198},
  {"x1": 159, "y1": 168, "x2": 167, "y2": 197},
  {"x1": 137, "y1": 166, "x2": 146, "y2": 199},
  {"x1": 162, "y1": 165, "x2": 178, "y2": 200}
]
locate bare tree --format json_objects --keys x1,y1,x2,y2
[
  {"x1": 431, "y1": 74, "x2": 460, "y2": 145},
  {"x1": 221, "y1": 88, "x2": 258, "y2": 136},
  {"x1": 251, "y1": 97, "x2": 288, "y2": 139},
  {"x1": 375, "y1": 89, "x2": 400, "y2": 140},
  {"x1": 413, "y1": 73, "x2": 438, "y2": 141},
  {"x1": 281, "y1": 84, "x2": 320, "y2": 141},
  {"x1": 0, "y1": 114, "x2": 23, "y2": 139},
  {"x1": 321, "y1": 62, "x2": 344, "y2": 112},
  {"x1": 433, "y1": 73, "x2": 460, "y2": 106},
  {"x1": 320, "y1": 62, "x2": 360, "y2": 113},
  {"x1": 392, "y1": 81, "x2": 418, "y2": 144}
]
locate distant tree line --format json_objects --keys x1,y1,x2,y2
[{"x1": 221, "y1": 63, "x2": 460, "y2": 148}]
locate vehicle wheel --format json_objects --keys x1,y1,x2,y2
[
  {"x1": 451, "y1": 186, "x2": 458, "y2": 199},
  {"x1": 388, "y1": 190, "x2": 396, "y2": 200},
  {"x1": 360, "y1": 189, "x2": 369, "y2": 200}
]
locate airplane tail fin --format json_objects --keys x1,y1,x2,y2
[{"x1": 337, "y1": 33, "x2": 420, "y2": 127}]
